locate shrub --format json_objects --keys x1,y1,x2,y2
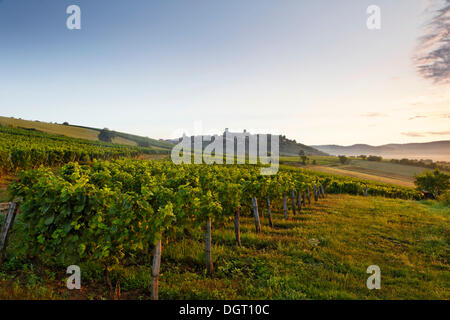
[
  {"x1": 414, "y1": 169, "x2": 450, "y2": 198},
  {"x1": 98, "y1": 129, "x2": 115, "y2": 143},
  {"x1": 438, "y1": 190, "x2": 450, "y2": 206},
  {"x1": 338, "y1": 155, "x2": 349, "y2": 164},
  {"x1": 367, "y1": 155, "x2": 382, "y2": 162}
]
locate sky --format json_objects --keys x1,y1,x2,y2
[{"x1": 0, "y1": 0, "x2": 449, "y2": 146}]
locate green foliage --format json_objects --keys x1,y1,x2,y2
[
  {"x1": 367, "y1": 155, "x2": 383, "y2": 162},
  {"x1": 0, "y1": 125, "x2": 166, "y2": 173},
  {"x1": 414, "y1": 169, "x2": 450, "y2": 197},
  {"x1": 7, "y1": 158, "x2": 422, "y2": 288},
  {"x1": 438, "y1": 190, "x2": 450, "y2": 206},
  {"x1": 338, "y1": 155, "x2": 349, "y2": 164},
  {"x1": 98, "y1": 128, "x2": 115, "y2": 143},
  {"x1": 9, "y1": 163, "x2": 176, "y2": 269}
]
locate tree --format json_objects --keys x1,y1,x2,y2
[
  {"x1": 360, "y1": 155, "x2": 367, "y2": 160},
  {"x1": 338, "y1": 155, "x2": 349, "y2": 164},
  {"x1": 299, "y1": 150, "x2": 308, "y2": 165},
  {"x1": 414, "y1": 169, "x2": 450, "y2": 197},
  {"x1": 367, "y1": 155, "x2": 382, "y2": 162},
  {"x1": 63, "y1": 122, "x2": 69, "y2": 126},
  {"x1": 98, "y1": 128, "x2": 115, "y2": 143}
]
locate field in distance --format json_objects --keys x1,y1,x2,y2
[{"x1": 280, "y1": 156, "x2": 446, "y2": 188}]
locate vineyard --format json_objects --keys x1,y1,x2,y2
[
  {"x1": 4, "y1": 159, "x2": 424, "y2": 298},
  {"x1": 0, "y1": 125, "x2": 168, "y2": 174}
]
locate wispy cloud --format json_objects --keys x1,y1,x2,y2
[
  {"x1": 401, "y1": 132, "x2": 425, "y2": 137},
  {"x1": 402, "y1": 130, "x2": 450, "y2": 137},
  {"x1": 361, "y1": 112, "x2": 388, "y2": 118},
  {"x1": 415, "y1": 0, "x2": 450, "y2": 83},
  {"x1": 407, "y1": 113, "x2": 450, "y2": 120},
  {"x1": 408, "y1": 115, "x2": 428, "y2": 120}
]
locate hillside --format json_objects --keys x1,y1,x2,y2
[
  {"x1": 167, "y1": 130, "x2": 327, "y2": 157},
  {"x1": 311, "y1": 141, "x2": 450, "y2": 162},
  {"x1": 0, "y1": 116, "x2": 173, "y2": 151},
  {"x1": 280, "y1": 135, "x2": 328, "y2": 156}
]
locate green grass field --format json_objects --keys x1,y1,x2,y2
[
  {"x1": 345, "y1": 159, "x2": 428, "y2": 176},
  {"x1": 1, "y1": 194, "x2": 448, "y2": 300}
]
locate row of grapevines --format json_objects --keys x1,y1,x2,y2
[
  {"x1": 8, "y1": 158, "x2": 420, "y2": 296},
  {"x1": 8, "y1": 160, "x2": 321, "y2": 266},
  {"x1": 0, "y1": 125, "x2": 167, "y2": 173},
  {"x1": 281, "y1": 167, "x2": 420, "y2": 200}
]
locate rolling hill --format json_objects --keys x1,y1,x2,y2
[
  {"x1": 167, "y1": 130, "x2": 327, "y2": 157},
  {"x1": 0, "y1": 116, "x2": 174, "y2": 151}
]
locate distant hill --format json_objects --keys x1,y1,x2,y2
[
  {"x1": 0, "y1": 116, "x2": 173, "y2": 152},
  {"x1": 311, "y1": 141, "x2": 450, "y2": 162},
  {"x1": 279, "y1": 135, "x2": 328, "y2": 156},
  {"x1": 167, "y1": 130, "x2": 327, "y2": 157}
]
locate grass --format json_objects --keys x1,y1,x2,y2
[
  {"x1": 1, "y1": 194, "x2": 448, "y2": 300},
  {"x1": 111, "y1": 136, "x2": 138, "y2": 146},
  {"x1": 349, "y1": 159, "x2": 428, "y2": 176},
  {"x1": 304, "y1": 165, "x2": 416, "y2": 188}
]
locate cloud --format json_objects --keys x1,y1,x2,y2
[
  {"x1": 361, "y1": 112, "x2": 388, "y2": 118},
  {"x1": 407, "y1": 113, "x2": 449, "y2": 120},
  {"x1": 402, "y1": 130, "x2": 450, "y2": 137},
  {"x1": 408, "y1": 115, "x2": 428, "y2": 120},
  {"x1": 415, "y1": 0, "x2": 450, "y2": 84},
  {"x1": 401, "y1": 132, "x2": 426, "y2": 137}
]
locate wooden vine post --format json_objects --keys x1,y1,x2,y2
[
  {"x1": 302, "y1": 192, "x2": 306, "y2": 207},
  {"x1": 151, "y1": 238, "x2": 162, "y2": 300},
  {"x1": 297, "y1": 191, "x2": 302, "y2": 213},
  {"x1": 290, "y1": 189, "x2": 297, "y2": 216},
  {"x1": 307, "y1": 187, "x2": 311, "y2": 204},
  {"x1": 0, "y1": 202, "x2": 18, "y2": 267},
  {"x1": 314, "y1": 186, "x2": 318, "y2": 202},
  {"x1": 321, "y1": 185, "x2": 326, "y2": 198},
  {"x1": 234, "y1": 207, "x2": 242, "y2": 247},
  {"x1": 283, "y1": 195, "x2": 288, "y2": 220},
  {"x1": 365, "y1": 185, "x2": 368, "y2": 197},
  {"x1": 266, "y1": 196, "x2": 274, "y2": 228},
  {"x1": 205, "y1": 217, "x2": 213, "y2": 275},
  {"x1": 252, "y1": 197, "x2": 261, "y2": 233}
]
